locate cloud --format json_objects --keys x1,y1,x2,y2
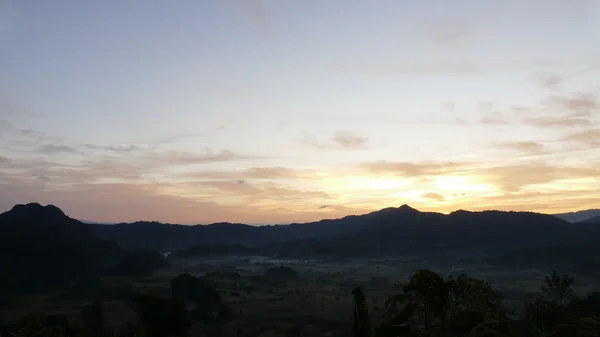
[
  {"x1": 492, "y1": 141, "x2": 547, "y2": 154},
  {"x1": 483, "y1": 164, "x2": 600, "y2": 192},
  {"x1": 533, "y1": 73, "x2": 562, "y2": 90},
  {"x1": 183, "y1": 166, "x2": 318, "y2": 181},
  {"x1": 233, "y1": 0, "x2": 272, "y2": 38},
  {"x1": 419, "y1": 189, "x2": 600, "y2": 215},
  {"x1": 359, "y1": 160, "x2": 474, "y2": 177},
  {"x1": 331, "y1": 131, "x2": 368, "y2": 149},
  {"x1": 147, "y1": 149, "x2": 263, "y2": 167},
  {"x1": 421, "y1": 192, "x2": 445, "y2": 201},
  {"x1": 523, "y1": 116, "x2": 593, "y2": 127},
  {"x1": 300, "y1": 131, "x2": 368, "y2": 150},
  {"x1": 0, "y1": 156, "x2": 9, "y2": 164},
  {"x1": 39, "y1": 144, "x2": 77, "y2": 154},
  {"x1": 476, "y1": 102, "x2": 511, "y2": 125},
  {"x1": 544, "y1": 93, "x2": 599, "y2": 114},
  {"x1": 520, "y1": 92, "x2": 600, "y2": 128},
  {"x1": 480, "y1": 113, "x2": 510, "y2": 125},
  {"x1": 192, "y1": 180, "x2": 332, "y2": 203},
  {"x1": 563, "y1": 129, "x2": 600, "y2": 147},
  {"x1": 319, "y1": 205, "x2": 328, "y2": 209},
  {"x1": 83, "y1": 144, "x2": 142, "y2": 153}
]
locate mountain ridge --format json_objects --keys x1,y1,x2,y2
[
  {"x1": 3, "y1": 202, "x2": 596, "y2": 258},
  {"x1": 0, "y1": 203, "x2": 168, "y2": 295}
]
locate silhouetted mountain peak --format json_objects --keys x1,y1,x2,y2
[
  {"x1": 375, "y1": 204, "x2": 420, "y2": 216},
  {"x1": 397, "y1": 204, "x2": 419, "y2": 213},
  {"x1": 0, "y1": 203, "x2": 69, "y2": 224}
]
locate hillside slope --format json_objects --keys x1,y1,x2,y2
[{"x1": 0, "y1": 203, "x2": 168, "y2": 294}]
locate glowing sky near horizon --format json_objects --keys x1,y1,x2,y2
[{"x1": 1, "y1": 0, "x2": 599, "y2": 224}]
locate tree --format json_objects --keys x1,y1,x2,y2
[
  {"x1": 80, "y1": 300, "x2": 105, "y2": 337},
  {"x1": 376, "y1": 294, "x2": 416, "y2": 337},
  {"x1": 13, "y1": 313, "x2": 74, "y2": 337},
  {"x1": 132, "y1": 294, "x2": 190, "y2": 337},
  {"x1": 353, "y1": 287, "x2": 371, "y2": 337},
  {"x1": 403, "y1": 269, "x2": 452, "y2": 335},
  {"x1": 540, "y1": 270, "x2": 574, "y2": 306},
  {"x1": 170, "y1": 273, "x2": 221, "y2": 321}
]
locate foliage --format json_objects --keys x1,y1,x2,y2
[
  {"x1": 376, "y1": 294, "x2": 416, "y2": 337},
  {"x1": 540, "y1": 270, "x2": 574, "y2": 306},
  {"x1": 170, "y1": 273, "x2": 222, "y2": 322},
  {"x1": 131, "y1": 293, "x2": 191, "y2": 337},
  {"x1": 80, "y1": 301, "x2": 105, "y2": 337}
]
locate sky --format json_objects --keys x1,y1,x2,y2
[{"x1": 0, "y1": 0, "x2": 599, "y2": 224}]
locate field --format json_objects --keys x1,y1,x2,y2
[{"x1": 2, "y1": 256, "x2": 599, "y2": 337}]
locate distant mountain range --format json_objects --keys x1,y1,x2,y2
[
  {"x1": 87, "y1": 204, "x2": 600, "y2": 254},
  {"x1": 2, "y1": 202, "x2": 600, "y2": 294},
  {"x1": 553, "y1": 209, "x2": 600, "y2": 223}
]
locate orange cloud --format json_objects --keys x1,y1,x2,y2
[
  {"x1": 481, "y1": 164, "x2": 600, "y2": 192},
  {"x1": 563, "y1": 129, "x2": 600, "y2": 147},
  {"x1": 492, "y1": 141, "x2": 547, "y2": 154},
  {"x1": 421, "y1": 192, "x2": 445, "y2": 201},
  {"x1": 181, "y1": 166, "x2": 321, "y2": 181},
  {"x1": 359, "y1": 160, "x2": 474, "y2": 177}
]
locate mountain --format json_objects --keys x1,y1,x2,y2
[
  {"x1": 554, "y1": 209, "x2": 600, "y2": 223},
  {"x1": 168, "y1": 207, "x2": 600, "y2": 261},
  {"x1": 486, "y1": 218, "x2": 600, "y2": 277},
  {"x1": 0, "y1": 203, "x2": 168, "y2": 295},
  {"x1": 582, "y1": 215, "x2": 600, "y2": 224},
  {"x1": 91, "y1": 205, "x2": 423, "y2": 253},
  {"x1": 92, "y1": 205, "x2": 600, "y2": 258}
]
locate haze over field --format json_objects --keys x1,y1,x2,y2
[{"x1": 1, "y1": 0, "x2": 599, "y2": 224}]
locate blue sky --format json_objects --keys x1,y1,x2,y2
[{"x1": 1, "y1": 0, "x2": 599, "y2": 224}]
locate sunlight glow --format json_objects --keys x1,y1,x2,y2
[
  {"x1": 432, "y1": 175, "x2": 495, "y2": 193},
  {"x1": 341, "y1": 176, "x2": 413, "y2": 190}
]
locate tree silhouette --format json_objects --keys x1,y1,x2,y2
[
  {"x1": 132, "y1": 294, "x2": 190, "y2": 337},
  {"x1": 170, "y1": 273, "x2": 221, "y2": 321},
  {"x1": 80, "y1": 300, "x2": 105, "y2": 337},
  {"x1": 541, "y1": 270, "x2": 574, "y2": 306},
  {"x1": 403, "y1": 269, "x2": 452, "y2": 335}
]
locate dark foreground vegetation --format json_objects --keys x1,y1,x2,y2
[
  {"x1": 1, "y1": 269, "x2": 599, "y2": 337},
  {"x1": 2, "y1": 203, "x2": 600, "y2": 336}
]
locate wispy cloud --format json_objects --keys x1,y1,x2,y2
[
  {"x1": 191, "y1": 180, "x2": 332, "y2": 203},
  {"x1": 483, "y1": 164, "x2": 600, "y2": 192},
  {"x1": 182, "y1": 166, "x2": 320, "y2": 181},
  {"x1": 544, "y1": 92, "x2": 599, "y2": 114},
  {"x1": 331, "y1": 131, "x2": 368, "y2": 149},
  {"x1": 476, "y1": 102, "x2": 510, "y2": 125},
  {"x1": 232, "y1": 0, "x2": 273, "y2": 38},
  {"x1": 421, "y1": 192, "x2": 445, "y2": 201},
  {"x1": 83, "y1": 144, "x2": 143, "y2": 153},
  {"x1": 563, "y1": 129, "x2": 600, "y2": 147},
  {"x1": 39, "y1": 144, "x2": 77, "y2": 154},
  {"x1": 523, "y1": 116, "x2": 593, "y2": 127},
  {"x1": 533, "y1": 73, "x2": 563, "y2": 91},
  {"x1": 521, "y1": 92, "x2": 599, "y2": 128},
  {"x1": 492, "y1": 141, "x2": 548, "y2": 155},
  {"x1": 299, "y1": 131, "x2": 368, "y2": 150},
  {"x1": 146, "y1": 149, "x2": 264, "y2": 167},
  {"x1": 359, "y1": 160, "x2": 474, "y2": 177}
]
